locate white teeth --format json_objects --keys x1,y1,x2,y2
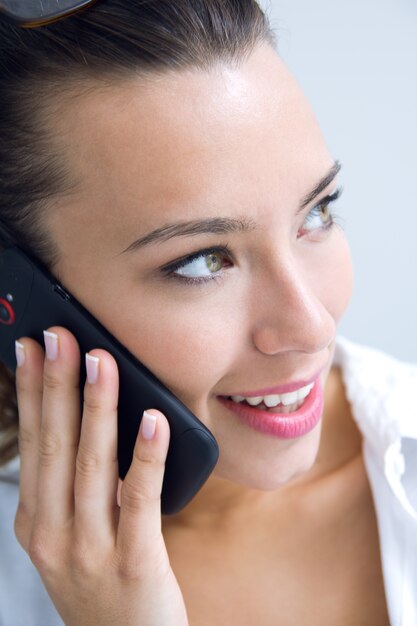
[
  {"x1": 246, "y1": 396, "x2": 263, "y2": 406},
  {"x1": 264, "y1": 394, "x2": 280, "y2": 408},
  {"x1": 296, "y1": 383, "x2": 314, "y2": 401},
  {"x1": 280, "y1": 391, "x2": 298, "y2": 406},
  {"x1": 229, "y1": 382, "x2": 315, "y2": 408}
]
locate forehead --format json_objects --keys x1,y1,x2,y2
[{"x1": 48, "y1": 44, "x2": 331, "y2": 246}]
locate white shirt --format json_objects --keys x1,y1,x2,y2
[
  {"x1": 333, "y1": 336, "x2": 417, "y2": 626},
  {"x1": 0, "y1": 335, "x2": 416, "y2": 626}
]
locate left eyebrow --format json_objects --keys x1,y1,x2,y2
[
  {"x1": 298, "y1": 160, "x2": 342, "y2": 211},
  {"x1": 119, "y1": 159, "x2": 342, "y2": 255}
]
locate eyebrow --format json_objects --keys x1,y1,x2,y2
[
  {"x1": 119, "y1": 217, "x2": 258, "y2": 255},
  {"x1": 120, "y1": 160, "x2": 341, "y2": 255},
  {"x1": 299, "y1": 160, "x2": 341, "y2": 210}
]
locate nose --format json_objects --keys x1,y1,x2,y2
[{"x1": 250, "y1": 258, "x2": 336, "y2": 356}]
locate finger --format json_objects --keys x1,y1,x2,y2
[
  {"x1": 14, "y1": 338, "x2": 44, "y2": 547},
  {"x1": 35, "y1": 327, "x2": 81, "y2": 527},
  {"x1": 116, "y1": 409, "x2": 170, "y2": 559},
  {"x1": 73, "y1": 349, "x2": 119, "y2": 542}
]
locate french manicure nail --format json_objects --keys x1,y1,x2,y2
[
  {"x1": 43, "y1": 330, "x2": 59, "y2": 361},
  {"x1": 86, "y1": 353, "x2": 99, "y2": 384},
  {"x1": 15, "y1": 341, "x2": 25, "y2": 367},
  {"x1": 142, "y1": 411, "x2": 157, "y2": 440}
]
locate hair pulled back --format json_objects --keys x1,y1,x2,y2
[{"x1": 0, "y1": 0, "x2": 276, "y2": 465}]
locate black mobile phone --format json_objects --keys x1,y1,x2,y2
[{"x1": 0, "y1": 246, "x2": 219, "y2": 515}]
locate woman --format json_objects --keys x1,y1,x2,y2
[{"x1": 0, "y1": 1, "x2": 415, "y2": 625}]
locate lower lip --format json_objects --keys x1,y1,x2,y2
[{"x1": 217, "y1": 379, "x2": 323, "y2": 439}]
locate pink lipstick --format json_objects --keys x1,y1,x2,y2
[{"x1": 217, "y1": 377, "x2": 323, "y2": 439}]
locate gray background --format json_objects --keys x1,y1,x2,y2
[{"x1": 260, "y1": 0, "x2": 417, "y2": 362}]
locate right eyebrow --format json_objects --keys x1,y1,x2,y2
[{"x1": 118, "y1": 216, "x2": 258, "y2": 255}]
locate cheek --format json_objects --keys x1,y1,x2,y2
[
  {"x1": 307, "y1": 230, "x2": 353, "y2": 323},
  {"x1": 329, "y1": 232, "x2": 354, "y2": 320},
  {"x1": 95, "y1": 284, "x2": 241, "y2": 403}
]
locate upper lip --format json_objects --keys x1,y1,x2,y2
[{"x1": 218, "y1": 366, "x2": 325, "y2": 398}]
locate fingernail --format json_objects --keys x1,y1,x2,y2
[
  {"x1": 43, "y1": 330, "x2": 59, "y2": 361},
  {"x1": 15, "y1": 341, "x2": 25, "y2": 367},
  {"x1": 116, "y1": 478, "x2": 123, "y2": 508},
  {"x1": 86, "y1": 353, "x2": 100, "y2": 384},
  {"x1": 141, "y1": 411, "x2": 157, "y2": 440}
]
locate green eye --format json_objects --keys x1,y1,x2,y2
[
  {"x1": 169, "y1": 247, "x2": 232, "y2": 281},
  {"x1": 205, "y1": 253, "x2": 223, "y2": 273},
  {"x1": 301, "y1": 187, "x2": 342, "y2": 234},
  {"x1": 303, "y1": 202, "x2": 332, "y2": 230},
  {"x1": 319, "y1": 203, "x2": 332, "y2": 224}
]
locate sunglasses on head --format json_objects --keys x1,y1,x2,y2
[{"x1": 0, "y1": 0, "x2": 98, "y2": 28}]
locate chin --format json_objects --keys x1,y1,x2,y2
[{"x1": 214, "y1": 431, "x2": 321, "y2": 491}]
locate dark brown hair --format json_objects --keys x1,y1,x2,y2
[{"x1": 0, "y1": 0, "x2": 276, "y2": 465}]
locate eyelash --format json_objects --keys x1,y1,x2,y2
[
  {"x1": 301, "y1": 187, "x2": 343, "y2": 234},
  {"x1": 161, "y1": 187, "x2": 344, "y2": 286}
]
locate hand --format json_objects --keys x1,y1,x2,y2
[{"x1": 13, "y1": 327, "x2": 189, "y2": 626}]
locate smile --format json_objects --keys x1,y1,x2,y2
[
  {"x1": 217, "y1": 378, "x2": 323, "y2": 439},
  {"x1": 226, "y1": 381, "x2": 315, "y2": 413}
]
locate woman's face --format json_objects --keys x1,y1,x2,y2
[{"x1": 44, "y1": 43, "x2": 353, "y2": 491}]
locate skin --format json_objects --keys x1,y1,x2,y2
[
  {"x1": 14, "y1": 42, "x2": 389, "y2": 626},
  {"x1": 45, "y1": 42, "x2": 352, "y2": 516}
]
